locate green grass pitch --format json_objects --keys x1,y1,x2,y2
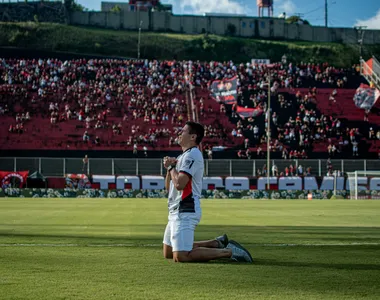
[{"x1": 0, "y1": 198, "x2": 380, "y2": 300}]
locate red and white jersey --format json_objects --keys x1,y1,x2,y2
[{"x1": 168, "y1": 146, "x2": 204, "y2": 214}]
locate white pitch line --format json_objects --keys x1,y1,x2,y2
[{"x1": 0, "y1": 243, "x2": 379, "y2": 247}]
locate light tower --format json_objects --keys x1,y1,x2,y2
[{"x1": 257, "y1": 0, "x2": 274, "y2": 17}]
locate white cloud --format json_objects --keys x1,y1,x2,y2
[
  {"x1": 355, "y1": 9, "x2": 380, "y2": 30},
  {"x1": 274, "y1": 0, "x2": 296, "y2": 16},
  {"x1": 164, "y1": 0, "x2": 248, "y2": 15}
]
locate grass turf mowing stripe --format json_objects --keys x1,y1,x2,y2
[{"x1": 1, "y1": 242, "x2": 380, "y2": 247}]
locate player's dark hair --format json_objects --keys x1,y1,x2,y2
[{"x1": 186, "y1": 121, "x2": 204, "y2": 145}]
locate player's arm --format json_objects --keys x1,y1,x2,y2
[
  {"x1": 163, "y1": 156, "x2": 176, "y2": 190},
  {"x1": 169, "y1": 168, "x2": 190, "y2": 191},
  {"x1": 169, "y1": 153, "x2": 195, "y2": 191},
  {"x1": 165, "y1": 170, "x2": 171, "y2": 190}
]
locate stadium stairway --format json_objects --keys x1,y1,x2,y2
[
  {"x1": 286, "y1": 88, "x2": 378, "y2": 157},
  {"x1": 1, "y1": 86, "x2": 243, "y2": 151}
]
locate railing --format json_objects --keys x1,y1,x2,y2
[
  {"x1": 360, "y1": 58, "x2": 380, "y2": 90},
  {"x1": 372, "y1": 55, "x2": 380, "y2": 69},
  {"x1": 1, "y1": 158, "x2": 380, "y2": 177}
]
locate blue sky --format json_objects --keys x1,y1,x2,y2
[{"x1": 75, "y1": 0, "x2": 380, "y2": 29}]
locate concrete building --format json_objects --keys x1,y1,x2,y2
[{"x1": 101, "y1": 1, "x2": 172, "y2": 13}]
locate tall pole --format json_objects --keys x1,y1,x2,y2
[
  {"x1": 360, "y1": 31, "x2": 364, "y2": 58},
  {"x1": 266, "y1": 75, "x2": 271, "y2": 190},
  {"x1": 325, "y1": 0, "x2": 328, "y2": 27},
  {"x1": 138, "y1": 20, "x2": 143, "y2": 59},
  {"x1": 355, "y1": 26, "x2": 367, "y2": 58}
]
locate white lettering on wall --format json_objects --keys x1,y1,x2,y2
[
  {"x1": 346, "y1": 177, "x2": 368, "y2": 191},
  {"x1": 116, "y1": 176, "x2": 140, "y2": 190},
  {"x1": 278, "y1": 177, "x2": 302, "y2": 190},
  {"x1": 92, "y1": 175, "x2": 114, "y2": 189},
  {"x1": 257, "y1": 177, "x2": 277, "y2": 190},
  {"x1": 90, "y1": 175, "x2": 380, "y2": 191},
  {"x1": 370, "y1": 178, "x2": 380, "y2": 190},
  {"x1": 225, "y1": 177, "x2": 249, "y2": 190},
  {"x1": 202, "y1": 177, "x2": 224, "y2": 190},
  {"x1": 141, "y1": 176, "x2": 165, "y2": 190}
]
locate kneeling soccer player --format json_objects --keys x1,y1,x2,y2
[{"x1": 162, "y1": 121, "x2": 253, "y2": 263}]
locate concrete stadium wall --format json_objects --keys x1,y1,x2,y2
[
  {"x1": 373, "y1": 30, "x2": 380, "y2": 44},
  {"x1": 240, "y1": 19, "x2": 256, "y2": 37},
  {"x1": 182, "y1": 16, "x2": 199, "y2": 34},
  {"x1": 89, "y1": 12, "x2": 107, "y2": 27},
  {"x1": 195, "y1": 17, "x2": 208, "y2": 34},
  {"x1": 272, "y1": 19, "x2": 285, "y2": 39},
  {"x1": 106, "y1": 12, "x2": 121, "y2": 29},
  {"x1": 151, "y1": 11, "x2": 166, "y2": 31},
  {"x1": 257, "y1": 19, "x2": 271, "y2": 38},
  {"x1": 69, "y1": 11, "x2": 380, "y2": 45},
  {"x1": 286, "y1": 23, "x2": 299, "y2": 40},
  {"x1": 299, "y1": 25, "x2": 313, "y2": 42},
  {"x1": 169, "y1": 15, "x2": 181, "y2": 32},
  {"x1": 123, "y1": 11, "x2": 150, "y2": 30},
  {"x1": 71, "y1": 11, "x2": 89, "y2": 26},
  {"x1": 312, "y1": 26, "x2": 330, "y2": 43}
]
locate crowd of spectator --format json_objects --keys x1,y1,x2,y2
[
  {"x1": 257, "y1": 158, "x2": 345, "y2": 177},
  {"x1": 196, "y1": 61, "x2": 367, "y2": 159},
  {"x1": 0, "y1": 57, "x2": 374, "y2": 159},
  {"x1": 0, "y1": 58, "x2": 241, "y2": 153}
]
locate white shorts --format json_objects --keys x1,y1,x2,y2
[{"x1": 163, "y1": 212, "x2": 201, "y2": 252}]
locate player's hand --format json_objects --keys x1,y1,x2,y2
[
  {"x1": 164, "y1": 157, "x2": 177, "y2": 168},
  {"x1": 163, "y1": 157, "x2": 177, "y2": 169}
]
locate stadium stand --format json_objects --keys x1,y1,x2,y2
[
  {"x1": 0, "y1": 59, "x2": 241, "y2": 153},
  {"x1": 1, "y1": 57, "x2": 379, "y2": 159}
]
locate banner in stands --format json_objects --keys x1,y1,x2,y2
[
  {"x1": 353, "y1": 83, "x2": 380, "y2": 110},
  {"x1": 0, "y1": 171, "x2": 28, "y2": 189},
  {"x1": 210, "y1": 76, "x2": 238, "y2": 104},
  {"x1": 65, "y1": 174, "x2": 91, "y2": 189},
  {"x1": 251, "y1": 59, "x2": 271, "y2": 65},
  {"x1": 236, "y1": 106, "x2": 264, "y2": 119},
  {"x1": 363, "y1": 58, "x2": 380, "y2": 78}
]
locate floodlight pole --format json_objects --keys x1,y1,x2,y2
[
  {"x1": 354, "y1": 26, "x2": 367, "y2": 58},
  {"x1": 267, "y1": 75, "x2": 271, "y2": 190},
  {"x1": 138, "y1": 20, "x2": 143, "y2": 59}
]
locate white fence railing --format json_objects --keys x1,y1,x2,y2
[
  {"x1": 1, "y1": 158, "x2": 380, "y2": 177},
  {"x1": 360, "y1": 58, "x2": 380, "y2": 90}
]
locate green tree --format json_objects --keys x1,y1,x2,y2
[
  {"x1": 64, "y1": 0, "x2": 86, "y2": 12},
  {"x1": 286, "y1": 16, "x2": 310, "y2": 25},
  {"x1": 225, "y1": 23, "x2": 236, "y2": 36},
  {"x1": 110, "y1": 5, "x2": 122, "y2": 13}
]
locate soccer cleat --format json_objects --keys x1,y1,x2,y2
[
  {"x1": 226, "y1": 240, "x2": 253, "y2": 263},
  {"x1": 215, "y1": 234, "x2": 229, "y2": 248}
]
